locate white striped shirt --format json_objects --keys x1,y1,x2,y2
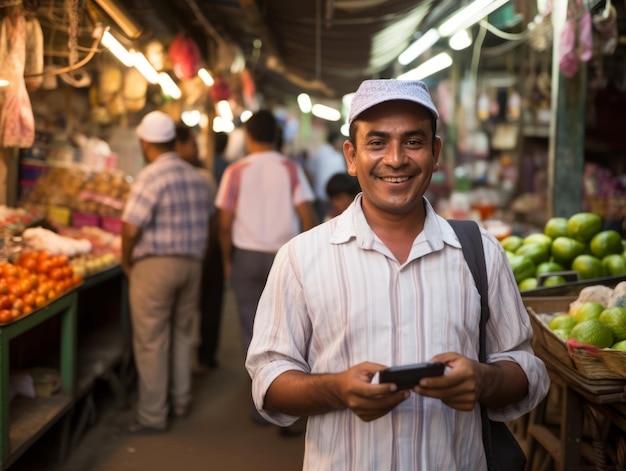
[{"x1": 246, "y1": 195, "x2": 549, "y2": 470}]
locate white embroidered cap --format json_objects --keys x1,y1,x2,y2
[
  {"x1": 348, "y1": 79, "x2": 439, "y2": 125},
  {"x1": 136, "y1": 111, "x2": 176, "y2": 143}
]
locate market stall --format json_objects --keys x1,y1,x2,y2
[{"x1": 521, "y1": 283, "x2": 626, "y2": 470}]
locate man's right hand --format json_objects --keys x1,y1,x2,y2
[
  {"x1": 337, "y1": 362, "x2": 410, "y2": 422},
  {"x1": 262, "y1": 362, "x2": 409, "y2": 422}
]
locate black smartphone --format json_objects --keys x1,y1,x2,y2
[{"x1": 378, "y1": 361, "x2": 445, "y2": 390}]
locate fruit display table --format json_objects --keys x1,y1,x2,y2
[
  {"x1": 0, "y1": 290, "x2": 78, "y2": 470},
  {"x1": 0, "y1": 264, "x2": 130, "y2": 469}
]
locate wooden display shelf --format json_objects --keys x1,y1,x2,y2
[
  {"x1": 0, "y1": 293, "x2": 77, "y2": 470},
  {"x1": 5, "y1": 393, "x2": 73, "y2": 469}
]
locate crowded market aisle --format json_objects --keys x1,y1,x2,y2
[{"x1": 10, "y1": 287, "x2": 305, "y2": 471}]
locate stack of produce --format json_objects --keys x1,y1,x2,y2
[
  {"x1": 23, "y1": 166, "x2": 132, "y2": 219},
  {"x1": 21, "y1": 226, "x2": 121, "y2": 277},
  {"x1": 548, "y1": 282, "x2": 626, "y2": 350},
  {"x1": 500, "y1": 212, "x2": 626, "y2": 291},
  {"x1": 0, "y1": 205, "x2": 44, "y2": 232},
  {"x1": 0, "y1": 251, "x2": 82, "y2": 324},
  {"x1": 21, "y1": 227, "x2": 92, "y2": 256}
]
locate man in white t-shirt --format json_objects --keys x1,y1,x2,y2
[
  {"x1": 306, "y1": 130, "x2": 347, "y2": 220},
  {"x1": 215, "y1": 110, "x2": 317, "y2": 408}
]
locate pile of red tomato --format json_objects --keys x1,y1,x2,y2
[{"x1": 0, "y1": 251, "x2": 82, "y2": 324}]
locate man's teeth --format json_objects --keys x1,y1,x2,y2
[{"x1": 382, "y1": 176, "x2": 410, "y2": 183}]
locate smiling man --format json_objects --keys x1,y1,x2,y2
[{"x1": 245, "y1": 79, "x2": 548, "y2": 470}]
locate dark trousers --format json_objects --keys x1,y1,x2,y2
[
  {"x1": 230, "y1": 248, "x2": 276, "y2": 355},
  {"x1": 198, "y1": 243, "x2": 225, "y2": 367}
]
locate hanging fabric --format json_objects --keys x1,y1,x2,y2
[{"x1": 559, "y1": 0, "x2": 593, "y2": 78}]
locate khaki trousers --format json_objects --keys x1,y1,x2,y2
[{"x1": 129, "y1": 256, "x2": 202, "y2": 428}]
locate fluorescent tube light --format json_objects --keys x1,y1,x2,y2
[
  {"x1": 92, "y1": 0, "x2": 143, "y2": 39},
  {"x1": 132, "y1": 52, "x2": 159, "y2": 84},
  {"x1": 397, "y1": 52, "x2": 453, "y2": 80},
  {"x1": 449, "y1": 29, "x2": 472, "y2": 50},
  {"x1": 438, "y1": 0, "x2": 510, "y2": 37},
  {"x1": 398, "y1": 29, "x2": 440, "y2": 65},
  {"x1": 297, "y1": 93, "x2": 312, "y2": 113},
  {"x1": 311, "y1": 104, "x2": 342, "y2": 122},
  {"x1": 158, "y1": 72, "x2": 181, "y2": 99},
  {"x1": 342, "y1": 92, "x2": 355, "y2": 110},
  {"x1": 101, "y1": 29, "x2": 133, "y2": 67},
  {"x1": 198, "y1": 68, "x2": 214, "y2": 86}
]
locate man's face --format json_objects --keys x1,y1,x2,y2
[{"x1": 344, "y1": 100, "x2": 440, "y2": 219}]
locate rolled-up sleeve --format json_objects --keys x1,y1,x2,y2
[
  {"x1": 484, "y1": 238, "x2": 550, "y2": 421},
  {"x1": 246, "y1": 244, "x2": 312, "y2": 426}
]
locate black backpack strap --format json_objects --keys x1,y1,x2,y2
[
  {"x1": 447, "y1": 219, "x2": 490, "y2": 362},
  {"x1": 447, "y1": 219, "x2": 496, "y2": 471}
]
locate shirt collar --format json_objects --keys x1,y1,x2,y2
[
  {"x1": 330, "y1": 194, "x2": 462, "y2": 253},
  {"x1": 154, "y1": 151, "x2": 179, "y2": 162}
]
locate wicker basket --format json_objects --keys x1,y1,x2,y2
[
  {"x1": 585, "y1": 195, "x2": 626, "y2": 221},
  {"x1": 527, "y1": 308, "x2": 626, "y2": 380}
]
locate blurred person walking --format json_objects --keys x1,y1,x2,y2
[
  {"x1": 175, "y1": 124, "x2": 224, "y2": 371},
  {"x1": 306, "y1": 130, "x2": 347, "y2": 221},
  {"x1": 121, "y1": 111, "x2": 211, "y2": 433},
  {"x1": 215, "y1": 109, "x2": 317, "y2": 424},
  {"x1": 324, "y1": 171, "x2": 361, "y2": 221}
]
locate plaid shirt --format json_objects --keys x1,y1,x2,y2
[{"x1": 122, "y1": 152, "x2": 211, "y2": 261}]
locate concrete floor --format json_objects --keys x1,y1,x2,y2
[{"x1": 10, "y1": 287, "x2": 305, "y2": 471}]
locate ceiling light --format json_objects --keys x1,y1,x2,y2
[
  {"x1": 92, "y1": 0, "x2": 143, "y2": 39},
  {"x1": 297, "y1": 93, "x2": 312, "y2": 113},
  {"x1": 449, "y1": 29, "x2": 472, "y2": 50},
  {"x1": 240, "y1": 110, "x2": 253, "y2": 123},
  {"x1": 397, "y1": 52, "x2": 453, "y2": 80},
  {"x1": 100, "y1": 29, "x2": 133, "y2": 67},
  {"x1": 398, "y1": 29, "x2": 440, "y2": 65},
  {"x1": 0, "y1": 79, "x2": 9, "y2": 87},
  {"x1": 342, "y1": 92, "x2": 355, "y2": 110},
  {"x1": 132, "y1": 52, "x2": 159, "y2": 83},
  {"x1": 181, "y1": 110, "x2": 201, "y2": 127},
  {"x1": 213, "y1": 116, "x2": 234, "y2": 133},
  {"x1": 158, "y1": 72, "x2": 181, "y2": 99},
  {"x1": 198, "y1": 68, "x2": 214, "y2": 86},
  {"x1": 217, "y1": 100, "x2": 233, "y2": 121},
  {"x1": 311, "y1": 104, "x2": 342, "y2": 122},
  {"x1": 438, "y1": 0, "x2": 510, "y2": 37}
]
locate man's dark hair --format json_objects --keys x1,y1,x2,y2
[
  {"x1": 153, "y1": 139, "x2": 176, "y2": 152},
  {"x1": 175, "y1": 123, "x2": 194, "y2": 143},
  {"x1": 246, "y1": 110, "x2": 279, "y2": 145},
  {"x1": 327, "y1": 130, "x2": 342, "y2": 144},
  {"x1": 326, "y1": 172, "x2": 361, "y2": 199},
  {"x1": 214, "y1": 132, "x2": 228, "y2": 154}
]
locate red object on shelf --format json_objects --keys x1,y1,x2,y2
[
  {"x1": 72, "y1": 212, "x2": 100, "y2": 229},
  {"x1": 100, "y1": 216, "x2": 122, "y2": 235}
]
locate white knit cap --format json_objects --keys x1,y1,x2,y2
[
  {"x1": 136, "y1": 111, "x2": 176, "y2": 143},
  {"x1": 348, "y1": 79, "x2": 439, "y2": 125}
]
